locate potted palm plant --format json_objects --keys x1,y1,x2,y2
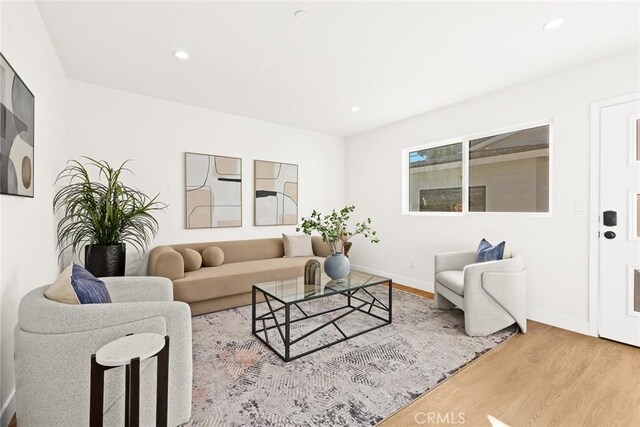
[
  {"x1": 298, "y1": 205, "x2": 379, "y2": 280},
  {"x1": 53, "y1": 157, "x2": 166, "y2": 277}
]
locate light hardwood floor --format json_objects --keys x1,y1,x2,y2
[
  {"x1": 393, "y1": 282, "x2": 434, "y2": 300},
  {"x1": 384, "y1": 286, "x2": 640, "y2": 427},
  {"x1": 9, "y1": 284, "x2": 638, "y2": 427}
]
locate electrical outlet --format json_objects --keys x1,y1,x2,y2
[{"x1": 409, "y1": 259, "x2": 415, "y2": 268}]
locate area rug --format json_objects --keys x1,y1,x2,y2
[{"x1": 189, "y1": 286, "x2": 517, "y2": 426}]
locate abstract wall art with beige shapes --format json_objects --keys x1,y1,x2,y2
[
  {"x1": 254, "y1": 160, "x2": 298, "y2": 226},
  {"x1": 186, "y1": 153, "x2": 242, "y2": 228},
  {"x1": 1, "y1": 53, "x2": 35, "y2": 198}
]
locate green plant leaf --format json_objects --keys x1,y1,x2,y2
[
  {"x1": 297, "y1": 205, "x2": 380, "y2": 252},
  {"x1": 53, "y1": 157, "x2": 167, "y2": 258}
]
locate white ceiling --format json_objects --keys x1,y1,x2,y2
[{"x1": 37, "y1": 1, "x2": 640, "y2": 137}]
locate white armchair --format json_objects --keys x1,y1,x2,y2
[
  {"x1": 434, "y1": 251, "x2": 527, "y2": 336},
  {"x1": 15, "y1": 276, "x2": 192, "y2": 426}
]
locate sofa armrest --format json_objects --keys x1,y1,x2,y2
[
  {"x1": 463, "y1": 256, "x2": 524, "y2": 292},
  {"x1": 103, "y1": 276, "x2": 173, "y2": 303},
  {"x1": 148, "y1": 246, "x2": 184, "y2": 280},
  {"x1": 19, "y1": 288, "x2": 192, "y2": 334},
  {"x1": 72, "y1": 301, "x2": 191, "y2": 334},
  {"x1": 435, "y1": 251, "x2": 477, "y2": 274}
]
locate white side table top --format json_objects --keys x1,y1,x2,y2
[{"x1": 96, "y1": 333, "x2": 165, "y2": 367}]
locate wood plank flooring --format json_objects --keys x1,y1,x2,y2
[
  {"x1": 393, "y1": 282, "x2": 434, "y2": 300},
  {"x1": 383, "y1": 287, "x2": 640, "y2": 427},
  {"x1": 9, "y1": 284, "x2": 638, "y2": 427}
]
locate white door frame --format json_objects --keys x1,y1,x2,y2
[{"x1": 589, "y1": 92, "x2": 640, "y2": 337}]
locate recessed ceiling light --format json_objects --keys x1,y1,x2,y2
[
  {"x1": 294, "y1": 10, "x2": 308, "y2": 20},
  {"x1": 351, "y1": 106, "x2": 360, "y2": 112},
  {"x1": 543, "y1": 18, "x2": 565, "y2": 30},
  {"x1": 173, "y1": 50, "x2": 190, "y2": 60}
]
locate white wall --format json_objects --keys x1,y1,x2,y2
[
  {"x1": 346, "y1": 49, "x2": 640, "y2": 335},
  {"x1": 0, "y1": 1, "x2": 67, "y2": 424},
  {"x1": 0, "y1": 11, "x2": 345, "y2": 423},
  {"x1": 0, "y1": 1, "x2": 4, "y2": 421},
  {"x1": 65, "y1": 79, "x2": 346, "y2": 274}
]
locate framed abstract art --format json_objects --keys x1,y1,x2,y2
[
  {"x1": 254, "y1": 160, "x2": 298, "y2": 226},
  {"x1": 185, "y1": 152, "x2": 242, "y2": 228},
  {"x1": 1, "y1": 53, "x2": 35, "y2": 197}
]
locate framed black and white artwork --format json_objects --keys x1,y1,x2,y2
[{"x1": 1, "y1": 53, "x2": 35, "y2": 197}]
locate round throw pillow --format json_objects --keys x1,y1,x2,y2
[
  {"x1": 180, "y1": 248, "x2": 202, "y2": 272},
  {"x1": 202, "y1": 246, "x2": 224, "y2": 267}
]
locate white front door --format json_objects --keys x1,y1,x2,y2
[{"x1": 598, "y1": 94, "x2": 640, "y2": 347}]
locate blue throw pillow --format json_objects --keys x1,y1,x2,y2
[
  {"x1": 70, "y1": 264, "x2": 112, "y2": 304},
  {"x1": 477, "y1": 238, "x2": 505, "y2": 263}
]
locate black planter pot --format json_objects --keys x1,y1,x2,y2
[{"x1": 84, "y1": 244, "x2": 126, "y2": 277}]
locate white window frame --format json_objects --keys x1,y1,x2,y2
[
  {"x1": 628, "y1": 114, "x2": 640, "y2": 166},
  {"x1": 401, "y1": 119, "x2": 553, "y2": 217}
]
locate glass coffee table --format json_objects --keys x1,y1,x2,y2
[{"x1": 252, "y1": 270, "x2": 392, "y2": 362}]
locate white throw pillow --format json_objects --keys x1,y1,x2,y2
[
  {"x1": 45, "y1": 264, "x2": 79, "y2": 304},
  {"x1": 282, "y1": 234, "x2": 314, "y2": 257}
]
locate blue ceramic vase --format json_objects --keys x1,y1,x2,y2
[{"x1": 324, "y1": 252, "x2": 351, "y2": 280}]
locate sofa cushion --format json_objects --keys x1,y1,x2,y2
[
  {"x1": 71, "y1": 264, "x2": 112, "y2": 304},
  {"x1": 45, "y1": 264, "x2": 112, "y2": 304},
  {"x1": 282, "y1": 234, "x2": 314, "y2": 257},
  {"x1": 435, "y1": 270, "x2": 465, "y2": 296},
  {"x1": 477, "y1": 238, "x2": 505, "y2": 262},
  {"x1": 173, "y1": 257, "x2": 325, "y2": 303},
  {"x1": 45, "y1": 264, "x2": 79, "y2": 304},
  {"x1": 202, "y1": 246, "x2": 224, "y2": 267},
  {"x1": 180, "y1": 248, "x2": 202, "y2": 272},
  {"x1": 171, "y1": 238, "x2": 285, "y2": 264}
]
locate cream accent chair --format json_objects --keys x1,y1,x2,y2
[
  {"x1": 14, "y1": 277, "x2": 192, "y2": 426},
  {"x1": 434, "y1": 251, "x2": 527, "y2": 336}
]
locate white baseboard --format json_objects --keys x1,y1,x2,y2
[
  {"x1": 526, "y1": 307, "x2": 591, "y2": 336},
  {"x1": 351, "y1": 264, "x2": 592, "y2": 336},
  {"x1": 0, "y1": 389, "x2": 15, "y2": 427},
  {"x1": 350, "y1": 264, "x2": 434, "y2": 292}
]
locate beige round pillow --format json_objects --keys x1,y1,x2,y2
[
  {"x1": 202, "y1": 246, "x2": 224, "y2": 267},
  {"x1": 180, "y1": 248, "x2": 202, "y2": 272}
]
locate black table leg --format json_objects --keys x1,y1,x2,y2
[
  {"x1": 156, "y1": 336, "x2": 169, "y2": 427},
  {"x1": 388, "y1": 280, "x2": 393, "y2": 323},
  {"x1": 252, "y1": 286, "x2": 256, "y2": 334},
  {"x1": 125, "y1": 364, "x2": 131, "y2": 427},
  {"x1": 284, "y1": 304, "x2": 291, "y2": 362},
  {"x1": 90, "y1": 355, "x2": 105, "y2": 427},
  {"x1": 128, "y1": 357, "x2": 140, "y2": 427}
]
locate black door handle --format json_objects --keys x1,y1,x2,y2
[
  {"x1": 604, "y1": 231, "x2": 616, "y2": 239},
  {"x1": 603, "y1": 211, "x2": 617, "y2": 227}
]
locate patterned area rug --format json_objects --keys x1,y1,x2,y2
[{"x1": 189, "y1": 286, "x2": 516, "y2": 426}]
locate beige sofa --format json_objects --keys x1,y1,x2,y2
[{"x1": 148, "y1": 237, "x2": 330, "y2": 315}]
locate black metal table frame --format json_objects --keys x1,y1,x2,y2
[{"x1": 252, "y1": 279, "x2": 392, "y2": 362}]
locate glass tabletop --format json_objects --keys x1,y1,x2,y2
[{"x1": 253, "y1": 270, "x2": 391, "y2": 304}]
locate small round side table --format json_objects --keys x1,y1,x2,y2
[{"x1": 90, "y1": 333, "x2": 169, "y2": 427}]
